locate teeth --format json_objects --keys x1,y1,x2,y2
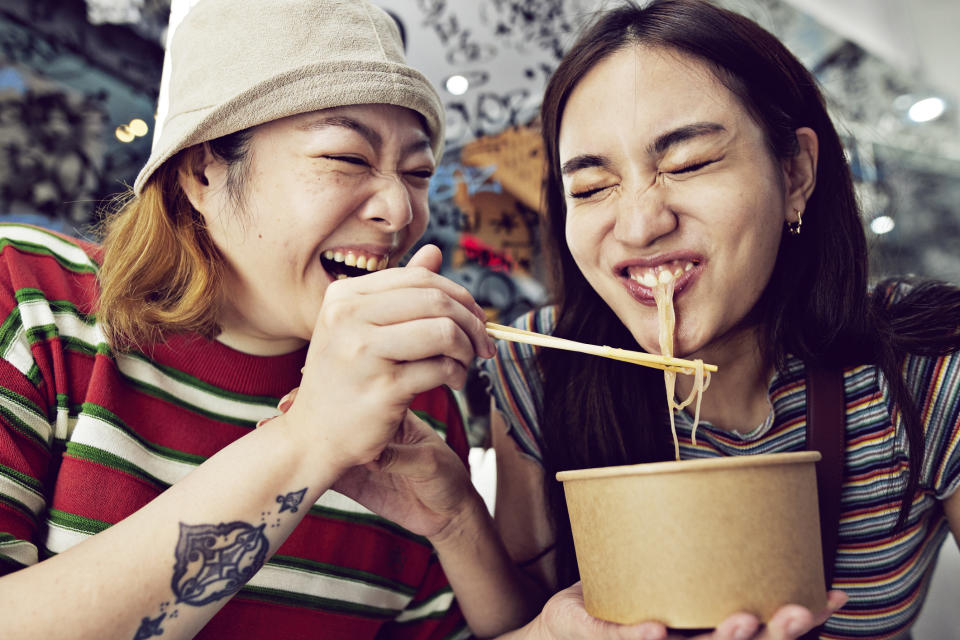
[
  {"x1": 627, "y1": 260, "x2": 696, "y2": 287},
  {"x1": 323, "y1": 249, "x2": 390, "y2": 274},
  {"x1": 336, "y1": 274, "x2": 348, "y2": 280}
]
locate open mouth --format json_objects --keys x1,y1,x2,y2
[
  {"x1": 321, "y1": 250, "x2": 389, "y2": 280},
  {"x1": 624, "y1": 259, "x2": 699, "y2": 287}
]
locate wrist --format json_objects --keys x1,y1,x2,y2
[
  {"x1": 259, "y1": 411, "x2": 354, "y2": 480},
  {"x1": 427, "y1": 488, "x2": 491, "y2": 550}
]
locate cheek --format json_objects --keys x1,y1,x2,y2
[{"x1": 564, "y1": 212, "x2": 599, "y2": 267}]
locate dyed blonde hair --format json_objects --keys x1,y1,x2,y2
[{"x1": 97, "y1": 146, "x2": 225, "y2": 350}]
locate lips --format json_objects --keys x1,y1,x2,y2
[{"x1": 616, "y1": 255, "x2": 703, "y2": 304}]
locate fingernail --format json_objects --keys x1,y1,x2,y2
[
  {"x1": 277, "y1": 393, "x2": 293, "y2": 412},
  {"x1": 485, "y1": 336, "x2": 496, "y2": 357},
  {"x1": 473, "y1": 302, "x2": 486, "y2": 320},
  {"x1": 256, "y1": 417, "x2": 272, "y2": 428}
]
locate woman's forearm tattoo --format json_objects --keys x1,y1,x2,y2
[
  {"x1": 131, "y1": 488, "x2": 308, "y2": 639},
  {"x1": 172, "y1": 521, "x2": 269, "y2": 605}
]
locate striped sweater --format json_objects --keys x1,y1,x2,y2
[
  {"x1": 484, "y1": 305, "x2": 960, "y2": 640},
  {"x1": 0, "y1": 224, "x2": 470, "y2": 639}
]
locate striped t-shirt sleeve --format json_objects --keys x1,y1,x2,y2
[
  {"x1": 0, "y1": 356, "x2": 50, "y2": 574},
  {"x1": 880, "y1": 280, "x2": 960, "y2": 500},
  {"x1": 906, "y1": 349, "x2": 960, "y2": 499},
  {"x1": 482, "y1": 307, "x2": 556, "y2": 465},
  {"x1": 0, "y1": 227, "x2": 93, "y2": 572}
]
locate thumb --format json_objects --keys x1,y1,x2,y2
[
  {"x1": 372, "y1": 414, "x2": 442, "y2": 478},
  {"x1": 371, "y1": 442, "x2": 436, "y2": 479},
  {"x1": 405, "y1": 244, "x2": 443, "y2": 273}
]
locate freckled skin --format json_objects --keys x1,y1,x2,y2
[{"x1": 193, "y1": 104, "x2": 434, "y2": 355}]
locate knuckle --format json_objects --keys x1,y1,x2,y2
[
  {"x1": 424, "y1": 287, "x2": 448, "y2": 310},
  {"x1": 435, "y1": 317, "x2": 460, "y2": 346},
  {"x1": 440, "y1": 355, "x2": 462, "y2": 379},
  {"x1": 406, "y1": 265, "x2": 432, "y2": 282},
  {"x1": 448, "y1": 364, "x2": 468, "y2": 389},
  {"x1": 320, "y1": 297, "x2": 350, "y2": 325}
]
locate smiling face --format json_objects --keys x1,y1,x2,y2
[
  {"x1": 558, "y1": 45, "x2": 812, "y2": 363},
  {"x1": 184, "y1": 104, "x2": 434, "y2": 354}
]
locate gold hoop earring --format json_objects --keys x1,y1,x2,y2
[{"x1": 786, "y1": 209, "x2": 803, "y2": 236}]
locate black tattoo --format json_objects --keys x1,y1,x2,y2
[
  {"x1": 171, "y1": 521, "x2": 269, "y2": 606},
  {"x1": 132, "y1": 612, "x2": 166, "y2": 639},
  {"x1": 276, "y1": 487, "x2": 307, "y2": 513}
]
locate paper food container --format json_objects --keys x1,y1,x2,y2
[{"x1": 556, "y1": 451, "x2": 826, "y2": 628}]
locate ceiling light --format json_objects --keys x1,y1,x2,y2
[
  {"x1": 129, "y1": 118, "x2": 149, "y2": 137},
  {"x1": 907, "y1": 97, "x2": 945, "y2": 123},
  {"x1": 115, "y1": 125, "x2": 135, "y2": 143},
  {"x1": 445, "y1": 74, "x2": 469, "y2": 96},
  {"x1": 869, "y1": 215, "x2": 895, "y2": 235}
]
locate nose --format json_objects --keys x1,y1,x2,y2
[
  {"x1": 613, "y1": 181, "x2": 678, "y2": 247},
  {"x1": 362, "y1": 171, "x2": 415, "y2": 231}
]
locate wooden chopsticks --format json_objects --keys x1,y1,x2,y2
[{"x1": 485, "y1": 322, "x2": 718, "y2": 374}]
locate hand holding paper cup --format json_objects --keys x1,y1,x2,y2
[{"x1": 556, "y1": 452, "x2": 827, "y2": 629}]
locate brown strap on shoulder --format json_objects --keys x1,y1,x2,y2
[{"x1": 801, "y1": 365, "x2": 846, "y2": 640}]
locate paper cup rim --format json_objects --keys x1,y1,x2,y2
[{"x1": 555, "y1": 451, "x2": 821, "y2": 482}]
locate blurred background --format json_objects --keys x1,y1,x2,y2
[{"x1": 1, "y1": 0, "x2": 957, "y2": 635}]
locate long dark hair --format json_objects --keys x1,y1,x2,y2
[{"x1": 536, "y1": 0, "x2": 960, "y2": 586}]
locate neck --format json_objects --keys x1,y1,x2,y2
[
  {"x1": 216, "y1": 328, "x2": 307, "y2": 356},
  {"x1": 673, "y1": 328, "x2": 774, "y2": 433}
]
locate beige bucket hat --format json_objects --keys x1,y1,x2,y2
[{"x1": 133, "y1": 0, "x2": 444, "y2": 194}]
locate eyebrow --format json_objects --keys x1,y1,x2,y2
[
  {"x1": 299, "y1": 115, "x2": 433, "y2": 157},
  {"x1": 648, "y1": 122, "x2": 726, "y2": 155},
  {"x1": 300, "y1": 116, "x2": 382, "y2": 147},
  {"x1": 561, "y1": 154, "x2": 610, "y2": 175},
  {"x1": 560, "y1": 122, "x2": 727, "y2": 176}
]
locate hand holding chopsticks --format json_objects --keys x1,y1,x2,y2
[{"x1": 485, "y1": 322, "x2": 718, "y2": 374}]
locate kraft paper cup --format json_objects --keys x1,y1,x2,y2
[{"x1": 556, "y1": 452, "x2": 826, "y2": 628}]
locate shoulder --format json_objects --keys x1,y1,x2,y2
[
  {"x1": 493, "y1": 306, "x2": 557, "y2": 364},
  {"x1": 0, "y1": 223, "x2": 101, "y2": 271},
  {"x1": 871, "y1": 275, "x2": 960, "y2": 311},
  {"x1": 0, "y1": 224, "x2": 102, "y2": 313},
  {"x1": 900, "y1": 348, "x2": 960, "y2": 418},
  {"x1": 483, "y1": 306, "x2": 555, "y2": 388},
  {"x1": 515, "y1": 305, "x2": 557, "y2": 334},
  {"x1": 480, "y1": 307, "x2": 555, "y2": 464}
]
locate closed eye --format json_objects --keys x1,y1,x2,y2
[
  {"x1": 326, "y1": 155, "x2": 370, "y2": 167},
  {"x1": 669, "y1": 158, "x2": 719, "y2": 174},
  {"x1": 569, "y1": 185, "x2": 610, "y2": 199}
]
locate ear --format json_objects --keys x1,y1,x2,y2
[
  {"x1": 177, "y1": 143, "x2": 225, "y2": 213},
  {"x1": 781, "y1": 127, "x2": 818, "y2": 224}
]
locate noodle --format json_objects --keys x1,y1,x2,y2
[{"x1": 652, "y1": 276, "x2": 711, "y2": 459}]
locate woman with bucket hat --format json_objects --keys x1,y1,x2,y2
[{"x1": 0, "y1": 0, "x2": 558, "y2": 637}]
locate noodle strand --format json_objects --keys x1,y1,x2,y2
[{"x1": 651, "y1": 277, "x2": 710, "y2": 458}]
